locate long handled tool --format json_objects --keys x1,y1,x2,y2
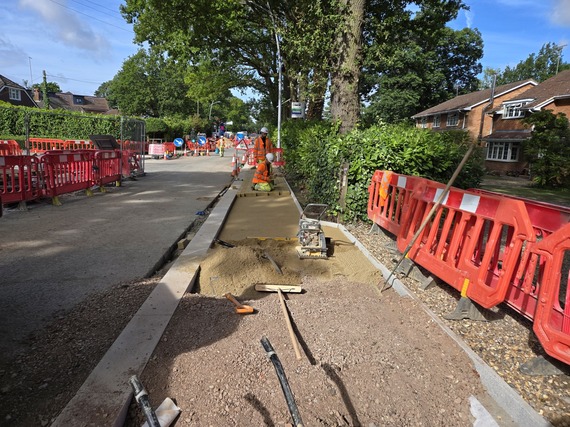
[
  {"x1": 278, "y1": 289, "x2": 302, "y2": 360},
  {"x1": 224, "y1": 293, "x2": 254, "y2": 314},
  {"x1": 129, "y1": 375, "x2": 160, "y2": 427},
  {"x1": 260, "y1": 336, "x2": 304, "y2": 427}
]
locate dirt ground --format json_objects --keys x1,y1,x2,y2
[{"x1": 123, "y1": 232, "x2": 489, "y2": 427}]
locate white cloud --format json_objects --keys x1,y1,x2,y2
[
  {"x1": 464, "y1": 9, "x2": 474, "y2": 28},
  {"x1": 18, "y1": 0, "x2": 110, "y2": 55},
  {"x1": 551, "y1": 0, "x2": 570, "y2": 26}
]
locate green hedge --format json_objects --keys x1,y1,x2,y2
[{"x1": 281, "y1": 120, "x2": 485, "y2": 221}]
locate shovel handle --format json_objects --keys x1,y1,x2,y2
[{"x1": 224, "y1": 293, "x2": 241, "y2": 307}]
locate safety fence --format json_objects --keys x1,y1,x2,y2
[
  {"x1": 1, "y1": 148, "x2": 132, "y2": 207},
  {"x1": 367, "y1": 170, "x2": 570, "y2": 366},
  {"x1": 0, "y1": 140, "x2": 23, "y2": 156}
]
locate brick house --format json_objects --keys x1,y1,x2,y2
[
  {"x1": 0, "y1": 74, "x2": 39, "y2": 107},
  {"x1": 33, "y1": 89, "x2": 119, "y2": 115},
  {"x1": 411, "y1": 79, "x2": 537, "y2": 140},
  {"x1": 483, "y1": 69, "x2": 570, "y2": 175}
]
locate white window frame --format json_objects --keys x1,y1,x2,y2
[
  {"x1": 486, "y1": 141, "x2": 520, "y2": 162},
  {"x1": 433, "y1": 114, "x2": 441, "y2": 128},
  {"x1": 420, "y1": 116, "x2": 427, "y2": 128},
  {"x1": 9, "y1": 88, "x2": 21, "y2": 101},
  {"x1": 446, "y1": 112, "x2": 459, "y2": 127},
  {"x1": 502, "y1": 100, "x2": 530, "y2": 119}
]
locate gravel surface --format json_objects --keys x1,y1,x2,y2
[
  {"x1": 1, "y1": 205, "x2": 568, "y2": 426},
  {"x1": 346, "y1": 222, "x2": 570, "y2": 426}
]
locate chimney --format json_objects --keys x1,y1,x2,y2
[{"x1": 33, "y1": 87, "x2": 41, "y2": 101}]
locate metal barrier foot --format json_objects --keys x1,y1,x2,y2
[
  {"x1": 519, "y1": 355, "x2": 569, "y2": 376},
  {"x1": 86, "y1": 188, "x2": 94, "y2": 197},
  {"x1": 17, "y1": 201, "x2": 28, "y2": 211},
  {"x1": 52, "y1": 196, "x2": 62, "y2": 206},
  {"x1": 443, "y1": 297, "x2": 487, "y2": 321}
]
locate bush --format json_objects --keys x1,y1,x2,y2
[{"x1": 281, "y1": 120, "x2": 485, "y2": 221}]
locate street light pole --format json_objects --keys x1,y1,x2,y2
[{"x1": 267, "y1": 2, "x2": 282, "y2": 149}]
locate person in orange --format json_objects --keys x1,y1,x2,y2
[
  {"x1": 252, "y1": 152, "x2": 275, "y2": 191},
  {"x1": 253, "y1": 127, "x2": 273, "y2": 164}
]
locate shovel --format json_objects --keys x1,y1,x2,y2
[{"x1": 224, "y1": 293, "x2": 254, "y2": 314}]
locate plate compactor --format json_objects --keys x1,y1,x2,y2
[{"x1": 296, "y1": 203, "x2": 330, "y2": 259}]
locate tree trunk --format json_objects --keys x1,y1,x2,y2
[{"x1": 329, "y1": 0, "x2": 364, "y2": 133}]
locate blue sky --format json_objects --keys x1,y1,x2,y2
[{"x1": 0, "y1": 0, "x2": 569, "y2": 97}]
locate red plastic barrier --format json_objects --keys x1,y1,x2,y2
[
  {"x1": 29, "y1": 138, "x2": 67, "y2": 153},
  {"x1": 532, "y1": 222, "x2": 570, "y2": 364},
  {"x1": 0, "y1": 140, "x2": 22, "y2": 156},
  {"x1": 471, "y1": 190, "x2": 570, "y2": 320},
  {"x1": 94, "y1": 150, "x2": 121, "y2": 187},
  {"x1": 65, "y1": 139, "x2": 94, "y2": 150},
  {"x1": 0, "y1": 155, "x2": 42, "y2": 205},
  {"x1": 367, "y1": 171, "x2": 420, "y2": 237},
  {"x1": 273, "y1": 148, "x2": 285, "y2": 167},
  {"x1": 41, "y1": 151, "x2": 95, "y2": 204},
  {"x1": 398, "y1": 178, "x2": 535, "y2": 308}
]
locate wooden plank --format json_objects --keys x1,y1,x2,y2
[{"x1": 254, "y1": 284, "x2": 303, "y2": 293}]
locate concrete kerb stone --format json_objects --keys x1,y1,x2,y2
[
  {"x1": 52, "y1": 186, "x2": 238, "y2": 427},
  {"x1": 322, "y1": 220, "x2": 550, "y2": 427}
]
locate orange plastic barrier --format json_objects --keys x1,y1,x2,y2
[
  {"x1": 532, "y1": 222, "x2": 570, "y2": 364},
  {"x1": 29, "y1": 138, "x2": 67, "y2": 153},
  {"x1": 398, "y1": 179, "x2": 535, "y2": 308},
  {"x1": 41, "y1": 151, "x2": 95, "y2": 204},
  {"x1": 367, "y1": 171, "x2": 420, "y2": 237},
  {"x1": 94, "y1": 150, "x2": 122, "y2": 187},
  {"x1": 0, "y1": 140, "x2": 23, "y2": 156},
  {"x1": 0, "y1": 155, "x2": 42, "y2": 205}
]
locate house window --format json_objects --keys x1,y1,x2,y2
[
  {"x1": 421, "y1": 117, "x2": 427, "y2": 128},
  {"x1": 446, "y1": 112, "x2": 459, "y2": 127},
  {"x1": 73, "y1": 96, "x2": 84, "y2": 105},
  {"x1": 433, "y1": 115, "x2": 440, "y2": 128},
  {"x1": 9, "y1": 88, "x2": 21, "y2": 101},
  {"x1": 503, "y1": 102, "x2": 526, "y2": 119},
  {"x1": 486, "y1": 141, "x2": 520, "y2": 162}
]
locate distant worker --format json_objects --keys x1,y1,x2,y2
[
  {"x1": 252, "y1": 152, "x2": 275, "y2": 192},
  {"x1": 253, "y1": 127, "x2": 273, "y2": 164}
]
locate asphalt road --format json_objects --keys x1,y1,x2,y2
[{"x1": 0, "y1": 154, "x2": 235, "y2": 357}]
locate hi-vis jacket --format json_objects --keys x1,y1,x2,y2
[
  {"x1": 253, "y1": 161, "x2": 272, "y2": 183},
  {"x1": 253, "y1": 136, "x2": 273, "y2": 163}
]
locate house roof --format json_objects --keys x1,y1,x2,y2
[
  {"x1": 39, "y1": 91, "x2": 115, "y2": 114},
  {"x1": 411, "y1": 79, "x2": 537, "y2": 119},
  {"x1": 0, "y1": 74, "x2": 26, "y2": 90},
  {"x1": 507, "y1": 69, "x2": 570, "y2": 110}
]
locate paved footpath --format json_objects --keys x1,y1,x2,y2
[{"x1": 0, "y1": 154, "x2": 234, "y2": 357}]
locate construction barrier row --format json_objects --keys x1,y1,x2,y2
[
  {"x1": 1, "y1": 150, "x2": 125, "y2": 207},
  {"x1": 0, "y1": 140, "x2": 23, "y2": 156},
  {"x1": 368, "y1": 170, "x2": 570, "y2": 366}
]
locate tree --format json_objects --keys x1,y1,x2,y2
[
  {"x1": 32, "y1": 81, "x2": 61, "y2": 93},
  {"x1": 523, "y1": 110, "x2": 570, "y2": 188},
  {"x1": 361, "y1": 2, "x2": 481, "y2": 124},
  {"x1": 120, "y1": 0, "x2": 474, "y2": 132},
  {"x1": 480, "y1": 42, "x2": 569, "y2": 88},
  {"x1": 102, "y1": 49, "x2": 196, "y2": 117}
]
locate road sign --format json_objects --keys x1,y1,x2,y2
[{"x1": 173, "y1": 138, "x2": 184, "y2": 147}]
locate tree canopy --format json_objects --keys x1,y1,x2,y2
[
  {"x1": 480, "y1": 42, "x2": 569, "y2": 88},
  {"x1": 119, "y1": 0, "x2": 479, "y2": 131}
]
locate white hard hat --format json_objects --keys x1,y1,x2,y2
[
  {"x1": 266, "y1": 152, "x2": 274, "y2": 162},
  {"x1": 260, "y1": 127, "x2": 269, "y2": 134}
]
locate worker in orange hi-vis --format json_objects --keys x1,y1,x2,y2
[
  {"x1": 253, "y1": 127, "x2": 273, "y2": 164},
  {"x1": 252, "y1": 152, "x2": 275, "y2": 192}
]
